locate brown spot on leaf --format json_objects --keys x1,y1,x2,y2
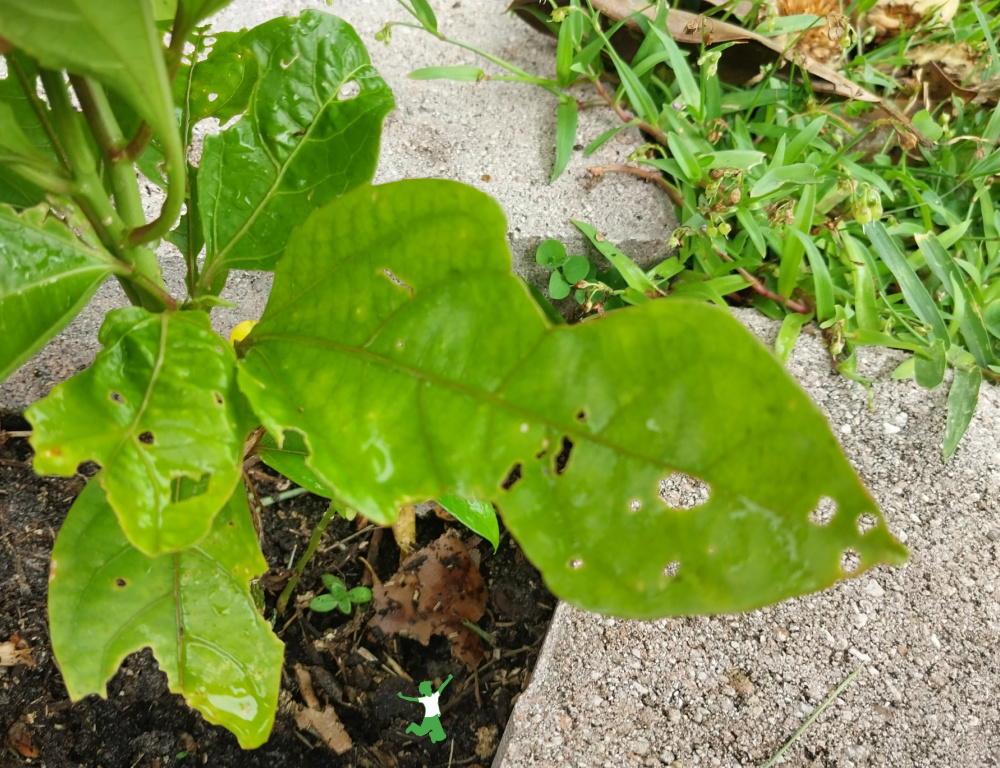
[{"x1": 369, "y1": 530, "x2": 487, "y2": 669}]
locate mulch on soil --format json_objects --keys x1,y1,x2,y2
[{"x1": 0, "y1": 416, "x2": 554, "y2": 768}]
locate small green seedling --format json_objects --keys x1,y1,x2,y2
[{"x1": 309, "y1": 574, "x2": 372, "y2": 614}]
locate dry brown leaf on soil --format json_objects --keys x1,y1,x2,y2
[
  {"x1": 7, "y1": 722, "x2": 39, "y2": 758},
  {"x1": 369, "y1": 530, "x2": 487, "y2": 670},
  {"x1": 292, "y1": 664, "x2": 353, "y2": 755},
  {"x1": 0, "y1": 633, "x2": 35, "y2": 667}
]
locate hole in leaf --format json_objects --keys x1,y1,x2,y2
[
  {"x1": 381, "y1": 268, "x2": 414, "y2": 295},
  {"x1": 628, "y1": 498, "x2": 642, "y2": 513},
  {"x1": 338, "y1": 80, "x2": 360, "y2": 100},
  {"x1": 115, "y1": 577, "x2": 128, "y2": 588},
  {"x1": 840, "y1": 548, "x2": 861, "y2": 575},
  {"x1": 109, "y1": 391, "x2": 125, "y2": 404},
  {"x1": 567, "y1": 557, "x2": 584, "y2": 570},
  {"x1": 662, "y1": 561, "x2": 680, "y2": 578},
  {"x1": 171, "y1": 473, "x2": 211, "y2": 503},
  {"x1": 857, "y1": 513, "x2": 878, "y2": 535},
  {"x1": 659, "y1": 472, "x2": 710, "y2": 510},
  {"x1": 501, "y1": 463, "x2": 522, "y2": 490},
  {"x1": 138, "y1": 431, "x2": 154, "y2": 445},
  {"x1": 534, "y1": 448, "x2": 548, "y2": 460},
  {"x1": 555, "y1": 436, "x2": 573, "y2": 475},
  {"x1": 575, "y1": 409, "x2": 587, "y2": 423},
  {"x1": 809, "y1": 496, "x2": 837, "y2": 526},
  {"x1": 213, "y1": 391, "x2": 224, "y2": 406},
  {"x1": 207, "y1": 92, "x2": 218, "y2": 102}
]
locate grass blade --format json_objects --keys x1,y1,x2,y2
[
  {"x1": 864, "y1": 221, "x2": 949, "y2": 344},
  {"x1": 944, "y1": 367, "x2": 982, "y2": 460},
  {"x1": 551, "y1": 98, "x2": 578, "y2": 183}
]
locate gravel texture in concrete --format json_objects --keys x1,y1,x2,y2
[
  {"x1": 1, "y1": 0, "x2": 674, "y2": 412},
  {"x1": 496, "y1": 308, "x2": 1000, "y2": 768}
]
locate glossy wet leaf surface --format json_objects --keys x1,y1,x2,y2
[
  {"x1": 48, "y1": 480, "x2": 283, "y2": 749},
  {"x1": 0, "y1": 205, "x2": 119, "y2": 383},
  {"x1": 0, "y1": 0, "x2": 179, "y2": 167},
  {"x1": 27, "y1": 308, "x2": 246, "y2": 555},
  {"x1": 197, "y1": 11, "x2": 394, "y2": 286},
  {"x1": 239, "y1": 179, "x2": 907, "y2": 618}
]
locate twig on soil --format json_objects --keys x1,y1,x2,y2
[
  {"x1": 258, "y1": 486, "x2": 310, "y2": 507},
  {"x1": 587, "y1": 163, "x2": 685, "y2": 208},
  {"x1": 761, "y1": 665, "x2": 862, "y2": 768},
  {"x1": 277, "y1": 501, "x2": 339, "y2": 616}
]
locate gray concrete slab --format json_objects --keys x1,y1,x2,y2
[
  {"x1": 1, "y1": 0, "x2": 674, "y2": 412},
  {"x1": 495, "y1": 308, "x2": 1000, "y2": 768}
]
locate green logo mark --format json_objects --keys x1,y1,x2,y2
[{"x1": 398, "y1": 674, "x2": 453, "y2": 744}]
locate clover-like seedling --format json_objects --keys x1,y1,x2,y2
[{"x1": 309, "y1": 574, "x2": 372, "y2": 614}]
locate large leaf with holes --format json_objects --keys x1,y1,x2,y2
[
  {"x1": 0, "y1": 1, "x2": 181, "y2": 172},
  {"x1": 237, "y1": 180, "x2": 908, "y2": 618},
  {"x1": 196, "y1": 11, "x2": 394, "y2": 289},
  {"x1": 27, "y1": 308, "x2": 246, "y2": 555},
  {"x1": 0, "y1": 204, "x2": 120, "y2": 383},
  {"x1": 49, "y1": 479, "x2": 282, "y2": 748}
]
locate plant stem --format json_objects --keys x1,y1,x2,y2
[
  {"x1": 715, "y1": 248, "x2": 812, "y2": 314},
  {"x1": 276, "y1": 502, "x2": 339, "y2": 616},
  {"x1": 71, "y1": 75, "x2": 145, "y2": 229},
  {"x1": 258, "y1": 487, "x2": 310, "y2": 507},
  {"x1": 762, "y1": 665, "x2": 862, "y2": 768},
  {"x1": 588, "y1": 163, "x2": 684, "y2": 208},
  {"x1": 593, "y1": 78, "x2": 670, "y2": 146}
]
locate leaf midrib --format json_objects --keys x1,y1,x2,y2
[
  {"x1": 207, "y1": 62, "x2": 368, "y2": 271},
  {"x1": 249, "y1": 331, "x2": 674, "y2": 471}
]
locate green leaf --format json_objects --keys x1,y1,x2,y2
[
  {"x1": 735, "y1": 207, "x2": 766, "y2": 258},
  {"x1": 257, "y1": 430, "x2": 335, "y2": 498},
  {"x1": 916, "y1": 233, "x2": 995, "y2": 368},
  {"x1": 346, "y1": 586, "x2": 372, "y2": 603},
  {"x1": 408, "y1": 66, "x2": 485, "y2": 82},
  {"x1": 175, "y1": 29, "x2": 260, "y2": 136},
  {"x1": 536, "y1": 239, "x2": 567, "y2": 267},
  {"x1": 237, "y1": 179, "x2": 907, "y2": 618},
  {"x1": 749, "y1": 164, "x2": 819, "y2": 199},
  {"x1": 549, "y1": 270, "x2": 571, "y2": 299},
  {"x1": 780, "y1": 185, "x2": 816, "y2": 299},
  {"x1": 551, "y1": 98, "x2": 578, "y2": 183},
  {"x1": 562, "y1": 255, "x2": 591, "y2": 285},
  {"x1": 572, "y1": 220, "x2": 658, "y2": 297},
  {"x1": 911, "y1": 110, "x2": 943, "y2": 142},
  {"x1": 775, "y1": 312, "x2": 812, "y2": 364},
  {"x1": 788, "y1": 228, "x2": 832, "y2": 321},
  {"x1": 0, "y1": 204, "x2": 120, "y2": 384},
  {"x1": 173, "y1": 0, "x2": 235, "y2": 34},
  {"x1": 49, "y1": 480, "x2": 283, "y2": 748},
  {"x1": 197, "y1": 11, "x2": 395, "y2": 284},
  {"x1": 402, "y1": 0, "x2": 438, "y2": 34},
  {"x1": 666, "y1": 133, "x2": 702, "y2": 185},
  {"x1": 27, "y1": 308, "x2": 247, "y2": 555},
  {"x1": 704, "y1": 150, "x2": 766, "y2": 171},
  {"x1": 321, "y1": 574, "x2": 347, "y2": 597},
  {"x1": 309, "y1": 594, "x2": 340, "y2": 612},
  {"x1": 644, "y1": 22, "x2": 700, "y2": 114},
  {"x1": 758, "y1": 13, "x2": 822, "y2": 35},
  {"x1": 438, "y1": 492, "x2": 500, "y2": 551},
  {"x1": 0, "y1": 0, "x2": 181, "y2": 184},
  {"x1": 842, "y1": 233, "x2": 879, "y2": 332},
  {"x1": 943, "y1": 367, "x2": 981, "y2": 460},
  {"x1": 864, "y1": 222, "x2": 949, "y2": 344},
  {"x1": 914, "y1": 338, "x2": 947, "y2": 390}
]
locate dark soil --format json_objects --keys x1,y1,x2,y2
[{"x1": 0, "y1": 416, "x2": 555, "y2": 768}]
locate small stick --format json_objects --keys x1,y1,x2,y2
[
  {"x1": 588, "y1": 163, "x2": 684, "y2": 208},
  {"x1": 277, "y1": 502, "x2": 338, "y2": 616},
  {"x1": 715, "y1": 248, "x2": 812, "y2": 314},
  {"x1": 762, "y1": 665, "x2": 863, "y2": 768},
  {"x1": 593, "y1": 77, "x2": 669, "y2": 146}
]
